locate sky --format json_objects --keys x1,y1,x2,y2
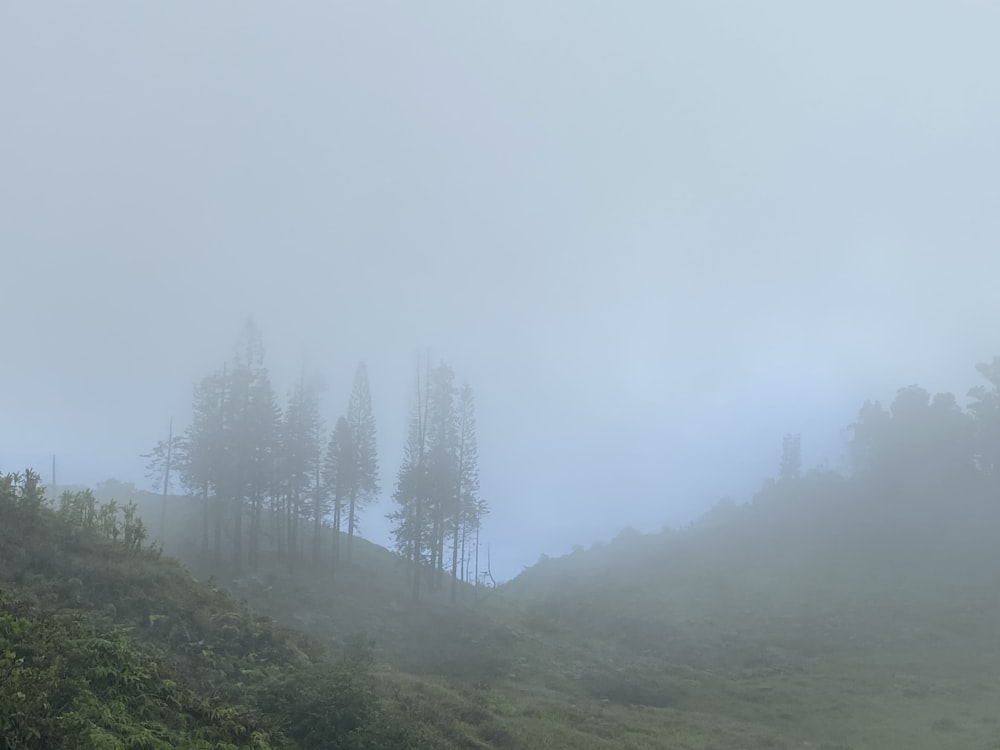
[{"x1": 2, "y1": 2, "x2": 1000, "y2": 580}]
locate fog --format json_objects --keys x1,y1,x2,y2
[{"x1": 3, "y1": 2, "x2": 999, "y2": 580}]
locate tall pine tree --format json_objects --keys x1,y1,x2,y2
[{"x1": 344, "y1": 362, "x2": 379, "y2": 563}]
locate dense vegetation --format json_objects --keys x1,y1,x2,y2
[{"x1": 0, "y1": 471, "x2": 445, "y2": 749}]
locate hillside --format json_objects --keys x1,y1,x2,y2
[
  {"x1": 498, "y1": 443, "x2": 1000, "y2": 747},
  {"x1": 0, "y1": 470, "x2": 480, "y2": 749},
  {"x1": 130, "y1": 480, "x2": 1000, "y2": 747},
  {"x1": 4, "y1": 470, "x2": 819, "y2": 750},
  {"x1": 149, "y1": 380, "x2": 1000, "y2": 749},
  {"x1": 10, "y1": 377, "x2": 1000, "y2": 748}
]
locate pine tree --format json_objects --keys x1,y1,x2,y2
[
  {"x1": 389, "y1": 360, "x2": 486, "y2": 600},
  {"x1": 142, "y1": 418, "x2": 182, "y2": 543},
  {"x1": 451, "y1": 381, "x2": 480, "y2": 602},
  {"x1": 425, "y1": 363, "x2": 457, "y2": 590},
  {"x1": 177, "y1": 320, "x2": 281, "y2": 573},
  {"x1": 233, "y1": 322, "x2": 281, "y2": 571},
  {"x1": 390, "y1": 362, "x2": 431, "y2": 601},
  {"x1": 179, "y1": 368, "x2": 227, "y2": 566},
  {"x1": 280, "y1": 379, "x2": 323, "y2": 566},
  {"x1": 344, "y1": 362, "x2": 379, "y2": 563},
  {"x1": 324, "y1": 416, "x2": 354, "y2": 566},
  {"x1": 780, "y1": 433, "x2": 802, "y2": 481},
  {"x1": 390, "y1": 410, "x2": 429, "y2": 600}
]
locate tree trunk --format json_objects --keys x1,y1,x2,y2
[
  {"x1": 412, "y1": 495, "x2": 422, "y2": 602},
  {"x1": 250, "y1": 490, "x2": 260, "y2": 569},
  {"x1": 201, "y1": 484, "x2": 209, "y2": 558},
  {"x1": 450, "y1": 515, "x2": 460, "y2": 603},
  {"x1": 347, "y1": 489, "x2": 357, "y2": 564},
  {"x1": 333, "y1": 492, "x2": 342, "y2": 563},
  {"x1": 233, "y1": 490, "x2": 243, "y2": 575},
  {"x1": 213, "y1": 492, "x2": 222, "y2": 571}
]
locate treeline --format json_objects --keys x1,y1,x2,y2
[
  {"x1": 703, "y1": 354, "x2": 1000, "y2": 568},
  {"x1": 147, "y1": 321, "x2": 488, "y2": 599},
  {"x1": 803, "y1": 355, "x2": 1000, "y2": 490}
]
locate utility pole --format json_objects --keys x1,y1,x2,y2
[{"x1": 51, "y1": 455, "x2": 56, "y2": 499}]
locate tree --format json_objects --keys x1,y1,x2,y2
[
  {"x1": 968, "y1": 356, "x2": 1000, "y2": 476},
  {"x1": 452, "y1": 381, "x2": 481, "y2": 601},
  {"x1": 389, "y1": 360, "x2": 487, "y2": 601},
  {"x1": 850, "y1": 385, "x2": 975, "y2": 498},
  {"x1": 324, "y1": 416, "x2": 355, "y2": 566},
  {"x1": 424, "y1": 363, "x2": 457, "y2": 590},
  {"x1": 390, "y1": 361, "x2": 432, "y2": 601},
  {"x1": 179, "y1": 367, "x2": 228, "y2": 565},
  {"x1": 779, "y1": 433, "x2": 801, "y2": 482},
  {"x1": 280, "y1": 378, "x2": 323, "y2": 567},
  {"x1": 175, "y1": 320, "x2": 281, "y2": 573},
  {"x1": 343, "y1": 362, "x2": 379, "y2": 563},
  {"x1": 142, "y1": 417, "x2": 182, "y2": 543}
]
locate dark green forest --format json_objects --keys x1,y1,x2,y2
[{"x1": 6, "y1": 349, "x2": 1000, "y2": 748}]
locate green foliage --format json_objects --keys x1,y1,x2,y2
[
  {"x1": 0, "y1": 469, "x2": 47, "y2": 525},
  {"x1": 0, "y1": 588, "x2": 273, "y2": 749},
  {"x1": 258, "y1": 636, "x2": 382, "y2": 749},
  {"x1": 54, "y1": 489, "x2": 148, "y2": 554},
  {"x1": 0, "y1": 469, "x2": 417, "y2": 750}
]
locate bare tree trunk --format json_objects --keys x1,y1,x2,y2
[
  {"x1": 460, "y1": 516, "x2": 468, "y2": 583},
  {"x1": 274, "y1": 478, "x2": 284, "y2": 560},
  {"x1": 201, "y1": 483, "x2": 209, "y2": 557},
  {"x1": 159, "y1": 417, "x2": 173, "y2": 543},
  {"x1": 213, "y1": 490, "x2": 222, "y2": 570},
  {"x1": 333, "y1": 491, "x2": 342, "y2": 563},
  {"x1": 312, "y1": 456, "x2": 322, "y2": 565},
  {"x1": 450, "y1": 513, "x2": 460, "y2": 603},
  {"x1": 233, "y1": 489, "x2": 243, "y2": 575},
  {"x1": 412, "y1": 495, "x2": 422, "y2": 602},
  {"x1": 347, "y1": 488, "x2": 357, "y2": 563},
  {"x1": 250, "y1": 489, "x2": 260, "y2": 569},
  {"x1": 474, "y1": 518, "x2": 480, "y2": 591}
]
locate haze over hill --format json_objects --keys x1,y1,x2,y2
[
  {"x1": 7, "y1": 352, "x2": 1000, "y2": 748},
  {"x1": 4, "y1": 2, "x2": 1000, "y2": 579}
]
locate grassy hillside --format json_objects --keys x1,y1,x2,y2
[
  {"x1": 13, "y1": 410, "x2": 1000, "y2": 750},
  {"x1": 0, "y1": 471, "x2": 465, "y2": 749},
  {"x1": 159, "y1": 463, "x2": 1000, "y2": 749},
  {"x1": 500, "y1": 469, "x2": 1000, "y2": 749}
]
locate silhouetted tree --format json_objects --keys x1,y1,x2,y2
[
  {"x1": 230, "y1": 322, "x2": 281, "y2": 571},
  {"x1": 779, "y1": 433, "x2": 801, "y2": 481},
  {"x1": 452, "y1": 381, "x2": 481, "y2": 601},
  {"x1": 425, "y1": 363, "x2": 457, "y2": 589},
  {"x1": 968, "y1": 356, "x2": 1000, "y2": 476},
  {"x1": 176, "y1": 320, "x2": 281, "y2": 573},
  {"x1": 344, "y1": 362, "x2": 379, "y2": 563},
  {"x1": 323, "y1": 416, "x2": 354, "y2": 566},
  {"x1": 179, "y1": 367, "x2": 228, "y2": 565},
  {"x1": 390, "y1": 360, "x2": 486, "y2": 600},
  {"x1": 850, "y1": 385, "x2": 975, "y2": 499},
  {"x1": 390, "y1": 361, "x2": 431, "y2": 601},
  {"x1": 142, "y1": 417, "x2": 181, "y2": 543},
  {"x1": 280, "y1": 379, "x2": 323, "y2": 566}
]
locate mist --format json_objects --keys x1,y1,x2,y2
[{"x1": 3, "y1": 1, "x2": 1000, "y2": 580}]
